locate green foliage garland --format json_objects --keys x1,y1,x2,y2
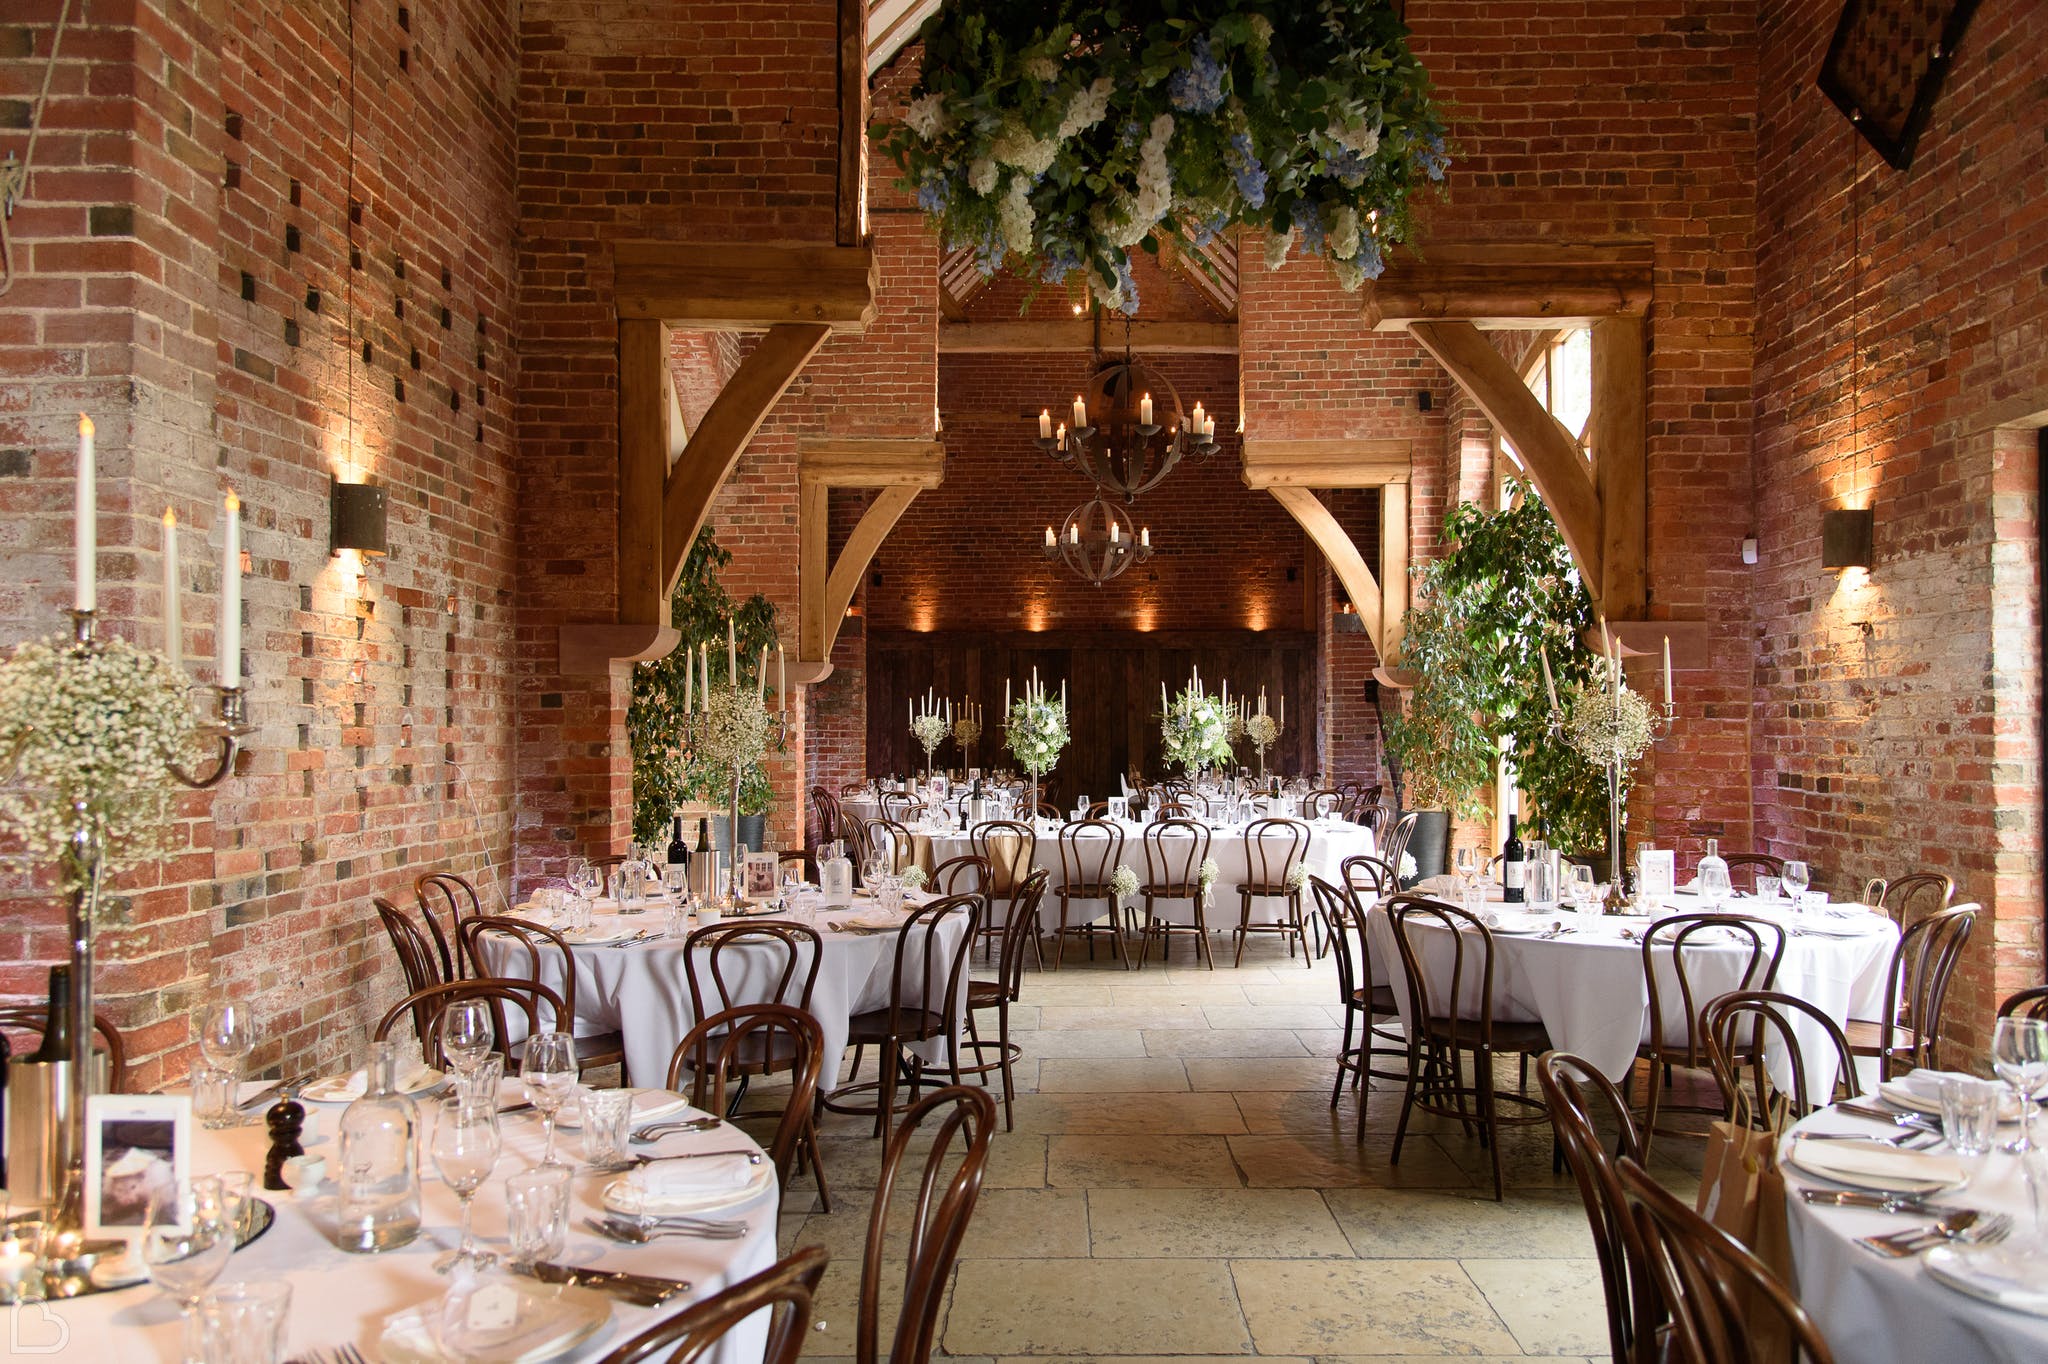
[{"x1": 875, "y1": 0, "x2": 1447, "y2": 313}]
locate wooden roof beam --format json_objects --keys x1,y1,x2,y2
[
  {"x1": 614, "y1": 242, "x2": 878, "y2": 332},
  {"x1": 1364, "y1": 239, "x2": 1655, "y2": 331},
  {"x1": 939, "y1": 318, "x2": 1237, "y2": 354}
]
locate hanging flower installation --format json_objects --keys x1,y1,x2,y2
[{"x1": 876, "y1": 1, "x2": 1447, "y2": 313}]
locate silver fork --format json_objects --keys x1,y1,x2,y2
[
  {"x1": 605, "y1": 1210, "x2": 750, "y2": 1235},
  {"x1": 585, "y1": 1215, "x2": 747, "y2": 1243}
]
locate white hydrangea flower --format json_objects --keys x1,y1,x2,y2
[
  {"x1": 1248, "y1": 15, "x2": 1274, "y2": 48},
  {"x1": 969, "y1": 157, "x2": 999, "y2": 196},
  {"x1": 1332, "y1": 258, "x2": 1366, "y2": 291},
  {"x1": 1056, "y1": 77, "x2": 1114, "y2": 141},
  {"x1": 905, "y1": 92, "x2": 951, "y2": 141},
  {"x1": 992, "y1": 118, "x2": 1060, "y2": 176},
  {"x1": 1329, "y1": 116, "x2": 1381, "y2": 159},
  {"x1": 1330, "y1": 206, "x2": 1361, "y2": 261},
  {"x1": 1023, "y1": 55, "x2": 1058, "y2": 83},
  {"x1": 999, "y1": 177, "x2": 1036, "y2": 253},
  {"x1": 1264, "y1": 225, "x2": 1298, "y2": 271}
]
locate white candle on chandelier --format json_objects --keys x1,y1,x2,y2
[
  {"x1": 1056, "y1": 422, "x2": 1066, "y2": 451},
  {"x1": 683, "y1": 636, "x2": 693, "y2": 712},
  {"x1": 1045, "y1": 525, "x2": 1056, "y2": 548},
  {"x1": 1140, "y1": 526, "x2": 1150, "y2": 548},
  {"x1": 1069, "y1": 523, "x2": 1079, "y2": 545},
  {"x1": 1072, "y1": 395, "x2": 1086, "y2": 429},
  {"x1": 1039, "y1": 409, "x2": 1052, "y2": 440},
  {"x1": 219, "y1": 491, "x2": 241, "y2": 686},
  {"x1": 757, "y1": 644, "x2": 768, "y2": 702},
  {"x1": 1161, "y1": 681, "x2": 1169, "y2": 712},
  {"x1": 909, "y1": 699, "x2": 914, "y2": 728},
  {"x1": 162, "y1": 508, "x2": 181, "y2": 672},
  {"x1": 1221, "y1": 679, "x2": 1228, "y2": 711},
  {"x1": 1139, "y1": 393, "x2": 1153, "y2": 425},
  {"x1": 1005, "y1": 679, "x2": 1011, "y2": 711},
  {"x1": 1191, "y1": 402, "x2": 1205, "y2": 435},
  {"x1": 1279, "y1": 693, "x2": 1284, "y2": 727},
  {"x1": 1109, "y1": 520, "x2": 1120, "y2": 543},
  {"x1": 75, "y1": 415, "x2": 96, "y2": 612},
  {"x1": 777, "y1": 644, "x2": 786, "y2": 712},
  {"x1": 1061, "y1": 679, "x2": 1066, "y2": 710},
  {"x1": 1663, "y1": 635, "x2": 1673, "y2": 708}
]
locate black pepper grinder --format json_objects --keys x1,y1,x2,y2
[{"x1": 262, "y1": 1093, "x2": 307, "y2": 1191}]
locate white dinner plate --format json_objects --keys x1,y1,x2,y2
[
  {"x1": 1875, "y1": 1079, "x2": 2023, "y2": 1122},
  {"x1": 558, "y1": 924, "x2": 639, "y2": 945},
  {"x1": 302, "y1": 1066, "x2": 444, "y2": 1104},
  {"x1": 1472, "y1": 915, "x2": 1555, "y2": 937},
  {"x1": 1785, "y1": 1134, "x2": 1967, "y2": 1194},
  {"x1": 551, "y1": 1089, "x2": 700, "y2": 1132},
  {"x1": 379, "y1": 1281, "x2": 612, "y2": 1363},
  {"x1": 602, "y1": 1159, "x2": 776, "y2": 1215},
  {"x1": 1924, "y1": 1244, "x2": 2048, "y2": 1317}
]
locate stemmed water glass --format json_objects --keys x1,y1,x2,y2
[
  {"x1": 195, "y1": 1003, "x2": 257, "y2": 1128},
  {"x1": 143, "y1": 1179, "x2": 235, "y2": 1364},
  {"x1": 568, "y1": 858, "x2": 603, "y2": 905},
  {"x1": 522, "y1": 1032, "x2": 579, "y2": 1166},
  {"x1": 438, "y1": 998, "x2": 495, "y2": 1077},
  {"x1": 1992, "y1": 1015, "x2": 2048, "y2": 1154},
  {"x1": 430, "y1": 1096, "x2": 502, "y2": 1272},
  {"x1": 1782, "y1": 859, "x2": 1811, "y2": 904}
]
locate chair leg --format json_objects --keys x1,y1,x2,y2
[
  {"x1": 1639, "y1": 1055, "x2": 1662, "y2": 1162},
  {"x1": 1330, "y1": 1003, "x2": 1357, "y2": 1109},
  {"x1": 873, "y1": 1042, "x2": 897, "y2": 1139},
  {"x1": 1194, "y1": 899, "x2": 1214, "y2": 970},
  {"x1": 1390, "y1": 1036, "x2": 1424, "y2": 1165},
  {"x1": 803, "y1": 1119, "x2": 833, "y2": 1213},
  {"x1": 997, "y1": 1002, "x2": 1016, "y2": 1132},
  {"x1": 1233, "y1": 894, "x2": 1251, "y2": 967},
  {"x1": 1479, "y1": 1051, "x2": 1505, "y2": 1201}
]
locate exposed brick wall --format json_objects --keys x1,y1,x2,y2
[{"x1": 1751, "y1": 0, "x2": 2046, "y2": 1049}]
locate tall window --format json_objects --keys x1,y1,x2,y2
[{"x1": 1495, "y1": 327, "x2": 1593, "y2": 509}]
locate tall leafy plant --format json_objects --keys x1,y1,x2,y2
[
  {"x1": 1383, "y1": 481, "x2": 1608, "y2": 850},
  {"x1": 627, "y1": 531, "x2": 781, "y2": 846}
]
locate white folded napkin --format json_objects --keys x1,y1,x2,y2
[
  {"x1": 303, "y1": 1063, "x2": 439, "y2": 1103},
  {"x1": 1899, "y1": 1069, "x2": 1978, "y2": 1101},
  {"x1": 1789, "y1": 1135, "x2": 1965, "y2": 1189},
  {"x1": 628, "y1": 1154, "x2": 759, "y2": 1198}
]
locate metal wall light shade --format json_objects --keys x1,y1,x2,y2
[
  {"x1": 1820, "y1": 507, "x2": 1873, "y2": 570},
  {"x1": 331, "y1": 477, "x2": 388, "y2": 555}
]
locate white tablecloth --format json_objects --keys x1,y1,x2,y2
[
  {"x1": 1363, "y1": 895, "x2": 1897, "y2": 1096},
  {"x1": 922, "y1": 818, "x2": 1376, "y2": 929},
  {"x1": 478, "y1": 898, "x2": 972, "y2": 1087},
  {"x1": 1782, "y1": 1103, "x2": 2048, "y2": 1364},
  {"x1": 31, "y1": 1079, "x2": 776, "y2": 1362}
]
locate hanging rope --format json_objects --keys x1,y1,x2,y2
[{"x1": 0, "y1": 0, "x2": 75, "y2": 298}]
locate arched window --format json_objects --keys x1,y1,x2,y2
[{"x1": 1494, "y1": 327, "x2": 1593, "y2": 509}]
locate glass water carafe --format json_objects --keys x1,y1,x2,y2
[
  {"x1": 336, "y1": 1041, "x2": 421, "y2": 1253},
  {"x1": 1695, "y1": 838, "x2": 1731, "y2": 907},
  {"x1": 1527, "y1": 841, "x2": 1555, "y2": 910},
  {"x1": 819, "y1": 842, "x2": 854, "y2": 906}
]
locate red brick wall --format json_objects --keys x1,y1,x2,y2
[{"x1": 1751, "y1": 0, "x2": 2046, "y2": 1046}]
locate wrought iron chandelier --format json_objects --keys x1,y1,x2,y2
[
  {"x1": 1033, "y1": 329, "x2": 1221, "y2": 502},
  {"x1": 1042, "y1": 494, "x2": 1155, "y2": 587}
]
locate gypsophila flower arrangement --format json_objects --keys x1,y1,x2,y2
[
  {"x1": 953, "y1": 714, "x2": 982, "y2": 750},
  {"x1": 911, "y1": 711, "x2": 952, "y2": 764},
  {"x1": 1198, "y1": 855, "x2": 1220, "y2": 904},
  {"x1": 1285, "y1": 862, "x2": 1311, "y2": 893},
  {"x1": 1562, "y1": 656, "x2": 1656, "y2": 772},
  {"x1": 1003, "y1": 693, "x2": 1070, "y2": 778},
  {"x1": 1110, "y1": 865, "x2": 1140, "y2": 902},
  {"x1": 899, "y1": 865, "x2": 929, "y2": 891},
  {"x1": 877, "y1": 1, "x2": 1448, "y2": 313},
  {"x1": 0, "y1": 636, "x2": 200, "y2": 892},
  {"x1": 696, "y1": 684, "x2": 775, "y2": 775},
  {"x1": 1161, "y1": 684, "x2": 1233, "y2": 777}
]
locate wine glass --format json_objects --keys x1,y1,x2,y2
[
  {"x1": 437, "y1": 998, "x2": 494, "y2": 1077},
  {"x1": 197, "y1": 1002, "x2": 256, "y2": 1075},
  {"x1": 568, "y1": 858, "x2": 602, "y2": 904},
  {"x1": 1782, "y1": 860, "x2": 1811, "y2": 904},
  {"x1": 430, "y1": 1097, "x2": 502, "y2": 1272},
  {"x1": 522, "y1": 1032, "x2": 579, "y2": 1166},
  {"x1": 1992, "y1": 1016, "x2": 2048, "y2": 1154},
  {"x1": 143, "y1": 1182, "x2": 234, "y2": 1364}
]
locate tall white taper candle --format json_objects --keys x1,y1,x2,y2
[
  {"x1": 75, "y1": 416, "x2": 95, "y2": 612},
  {"x1": 220, "y1": 492, "x2": 241, "y2": 685},
  {"x1": 162, "y1": 508, "x2": 181, "y2": 672}
]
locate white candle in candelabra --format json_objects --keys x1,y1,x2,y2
[
  {"x1": 1663, "y1": 636, "x2": 1672, "y2": 708},
  {"x1": 1072, "y1": 395, "x2": 1086, "y2": 429},
  {"x1": 1005, "y1": 679, "x2": 1011, "y2": 711},
  {"x1": 75, "y1": 415, "x2": 95, "y2": 611},
  {"x1": 1278, "y1": 694, "x2": 1284, "y2": 727},
  {"x1": 1060, "y1": 679, "x2": 1066, "y2": 710},
  {"x1": 1140, "y1": 526, "x2": 1150, "y2": 548},
  {"x1": 1109, "y1": 520, "x2": 1120, "y2": 543},
  {"x1": 1139, "y1": 392, "x2": 1153, "y2": 425},
  {"x1": 684, "y1": 637, "x2": 693, "y2": 712},
  {"x1": 1539, "y1": 644, "x2": 1559, "y2": 714},
  {"x1": 727, "y1": 619, "x2": 737, "y2": 684},
  {"x1": 758, "y1": 644, "x2": 768, "y2": 702},
  {"x1": 162, "y1": 508, "x2": 181, "y2": 672},
  {"x1": 777, "y1": 644, "x2": 786, "y2": 711},
  {"x1": 219, "y1": 492, "x2": 241, "y2": 685},
  {"x1": 1069, "y1": 523, "x2": 1079, "y2": 545},
  {"x1": 1056, "y1": 422, "x2": 1066, "y2": 451},
  {"x1": 1162, "y1": 682, "x2": 1169, "y2": 712},
  {"x1": 1192, "y1": 401, "x2": 1205, "y2": 431},
  {"x1": 909, "y1": 699, "x2": 914, "y2": 728},
  {"x1": 1045, "y1": 525, "x2": 1056, "y2": 548},
  {"x1": 1221, "y1": 679, "x2": 1228, "y2": 710},
  {"x1": 1039, "y1": 409, "x2": 1052, "y2": 439}
]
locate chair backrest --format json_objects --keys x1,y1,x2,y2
[
  {"x1": 458, "y1": 915, "x2": 582, "y2": 1035},
  {"x1": 1877, "y1": 902, "x2": 1977, "y2": 1070},
  {"x1": 875, "y1": 895, "x2": 983, "y2": 1046},
  {"x1": 2000, "y1": 985, "x2": 2048, "y2": 1022},
  {"x1": 991, "y1": 870, "x2": 1052, "y2": 1005},
  {"x1": 1701, "y1": 989, "x2": 1856, "y2": 1122},
  {"x1": 1242, "y1": 817, "x2": 1309, "y2": 890},
  {"x1": 1865, "y1": 870, "x2": 1956, "y2": 926},
  {"x1": 1379, "y1": 811, "x2": 1422, "y2": 876},
  {"x1": 1349, "y1": 798, "x2": 1392, "y2": 831},
  {"x1": 859, "y1": 1086, "x2": 997, "y2": 1364},
  {"x1": 598, "y1": 1243, "x2": 828, "y2": 1364},
  {"x1": 415, "y1": 872, "x2": 485, "y2": 980},
  {"x1": 1055, "y1": 818, "x2": 1125, "y2": 893},
  {"x1": 682, "y1": 922, "x2": 824, "y2": 1024},
  {"x1": 1308, "y1": 877, "x2": 1363, "y2": 1007},
  {"x1": 1031, "y1": 799, "x2": 1063, "y2": 821},
  {"x1": 1141, "y1": 817, "x2": 1210, "y2": 892},
  {"x1": 840, "y1": 780, "x2": 869, "y2": 797},
  {"x1": 1083, "y1": 800, "x2": 1114, "y2": 820},
  {"x1": 1385, "y1": 893, "x2": 1498, "y2": 1049},
  {"x1": 1152, "y1": 799, "x2": 1196, "y2": 819},
  {"x1": 865, "y1": 818, "x2": 917, "y2": 875},
  {"x1": 970, "y1": 820, "x2": 1037, "y2": 896},
  {"x1": 931, "y1": 853, "x2": 990, "y2": 897},
  {"x1": 1641, "y1": 914, "x2": 1788, "y2": 1066},
  {"x1": 664, "y1": 1004, "x2": 825, "y2": 1188},
  {"x1": 810, "y1": 785, "x2": 842, "y2": 845},
  {"x1": 0, "y1": 1005, "x2": 128, "y2": 1093},
  {"x1": 880, "y1": 791, "x2": 923, "y2": 822},
  {"x1": 1302, "y1": 788, "x2": 1344, "y2": 818},
  {"x1": 1538, "y1": 1052, "x2": 1652, "y2": 1364},
  {"x1": 1616, "y1": 1158, "x2": 1837, "y2": 1364},
  {"x1": 374, "y1": 979, "x2": 563, "y2": 1068},
  {"x1": 1340, "y1": 853, "x2": 1397, "y2": 899},
  {"x1": 375, "y1": 896, "x2": 450, "y2": 1052},
  {"x1": 1717, "y1": 853, "x2": 1785, "y2": 894}
]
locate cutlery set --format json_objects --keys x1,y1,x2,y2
[
  {"x1": 511, "y1": 1258, "x2": 694, "y2": 1305},
  {"x1": 584, "y1": 1215, "x2": 749, "y2": 1244},
  {"x1": 1856, "y1": 1210, "x2": 2011, "y2": 1258}
]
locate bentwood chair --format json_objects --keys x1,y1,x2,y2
[
  {"x1": 810, "y1": 784, "x2": 843, "y2": 848},
  {"x1": 1717, "y1": 853, "x2": 1785, "y2": 894},
  {"x1": 864, "y1": 818, "x2": 918, "y2": 877},
  {"x1": 1232, "y1": 818, "x2": 1311, "y2": 967},
  {"x1": 2001, "y1": 985, "x2": 2048, "y2": 1022},
  {"x1": 1136, "y1": 817, "x2": 1213, "y2": 969},
  {"x1": 375, "y1": 979, "x2": 563, "y2": 1072},
  {"x1": 1863, "y1": 870, "x2": 1956, "y2": 926},
  {"x1": 376, "y1": 895, "x2": 446, "y2": 993},
  {"x1": 1302, "y1": 788, "x2": 1345, "y2": 819},
  {"x1": 1050, "y1": 819, "x2": 1129, "y2": 970},
  {"x1": 598, "y1": 1243, "x2": 829, "y2": 1364},
  {"x1": 1844, "y1": 902, "x2": 1978, "y2": 1079},
  {"x1": 1308, "y1": 876, "x2": 1403, "y2": 1127},
  {"x1": 591, "y1": 854, "x2": 630, "y2": 899},
  {"x1": 1385, "y1": 893, "x2": 1554, "y2": 1200},
  {"x1": 1616, "y1": 1158, "x2": 1837, "y2": 1364},
  {"x1": 958, "y1": 869, "x2": 1052, "y2": 1130},
  {"x1": 1538, "y1": 1052, "x2": 1656, "y2": 1364},
  {"x1": 1341, "y1": 852, "x2": 1398, "y2": 901},
  {"x1": 971, "y1": 818, "x2": 1040, "y2": 967},
  {"x1": 1702, "y1": 990, "x2": 1857, "y2": 1123},
  {"x1": 665, "y1": 1005, "x2": 824, "y2": 1201},
  {"x1": 1636, "y1": 914, "x2": 1786, "y2": 1156},
  {"x1": 0, "y1": 1005, "x2": 128, "y2": 1093},
  {"x1": 859, "y1": 1087, "x2": 996, "y2": 1364},
  {"x1": 879, "y1": 791, "x2": 924, "y2": 823},
  {"x1": 415, "y1": 871, "x2": 486, "y2": 979},
  {"x1": 931, "y1": 853, "x2": 990, "y2": 898},
  {"x1": 1379, "y1": 811, "x2": 1422, "y2": 883},
  {"x1": 827, "y1": 895, "x2": 982, "y2": 1137},
  {"x1": 458, "y1": 916, "x2": 629, "y2": 1079}
]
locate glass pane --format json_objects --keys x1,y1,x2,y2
[{"x1": 1551, "y1": 328, "x2": 1593, "y2": 443}]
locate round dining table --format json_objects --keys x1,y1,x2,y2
[
  {"x1": 34, "y1": 1077, "x2": 777, "y2": 1363},
  {"x1": 480, "y1": 892, "x2": 971, "y2": 1087},
  {"x1": 1779, "y1": 1101, "x2": 2048, "y2": 1363}
]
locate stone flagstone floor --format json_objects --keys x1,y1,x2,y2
[{"x1": 769, "y1": 930, "x2": 1707, "y2": 1362}]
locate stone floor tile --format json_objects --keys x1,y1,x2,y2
[
  {"x1": 1036, "y1": 1057, "x2": 1192, "y2": 1093},
  {"x1": 1463, "y1": 1257, "x2": 1611, "y2": 1355},
  {"x1": 1017, "y1": 1029, "x2": 1148, "y2": 1059},
  {"x1": 1227, "y1": 1132, "x2": 1477, "y2": 1190},
  {"x1": 1006, "y1": 1091, "x2": 1250, "y2": 1135},
  {"x1": 945, "y1": 1258, "x2": 1255, "y2": 1355},
  {"x1": 1186, "y1": 1057, "x2": 1341, "y2": 1091},
  {"x1": 1087, "y1": 1188, "x2": 1352, "y2": 1258},
  {"x1": 1322, "y1": 1186, "x2": 1594, "y2": 1259},
  {"x1": 1202, "y1": 1005, "x2": 1341, "y2": 1030},
  {"x1": 1142, "y1": 1028, "x2": 1313, "y2": 1058},
  {"x1": 1046, "y1": 1133, "x2": 1245, "y2": 1189},
  {"x1": 1036, "y1": 1004, "x2": 1211, "y2": 1031},
  {"x1": 1229, "y1": 1258, "x2": 1520, "y2": 1355}
]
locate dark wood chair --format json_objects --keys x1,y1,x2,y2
[
  {"x1": 1232, "y1": 818, "x2": 1311, "y2": 967},
  {"x1": 1379, "y1": 811, "x2": 1422, "y2": 881},
  {"x1": 1136, "y1": 817, "x2": 1214, "y2": 969},
  {"x1": 1863, "y1": 870, "x2": 1955, "y2": 925},
  {"x1": 1538, "y1": 1052, "x2": 1656, "y2": 1364},
  {"x1": 862, "y1": 818, "x2": 918, "y2": 876},
  {"x1": 931, "y1": 853, "x2": 990, "y2": 897},
  {"x1": 415, "y1": 871, "x2": 486, "y2": 980},
  {"x1": 374, "y1": 979, "x2": 564, "y2": 1071},
  {"x1": 879, "y1": 791, "x2": 924, "y2": 823},
  {"x1": 0, "y1": 1005, "x2": 128, "y2": 1093},
  {"x1": 1302, "y1": 788, "x2": 1345, "y2": 818},
  {"x1": 1845, "y1": 902, "x2": 1977, "y2": 1079},
  {"x1": 1702, "y1": 989, "x2": 1857, "y2": 1123},
  {"x1": 1717, "y1": 853, "x2": 1785, "y2": 894},
  {"x1": 810, "y1": 784, "x2": 842, "y2": 847},
  {"x1": 776, "y1": 848, "x2": 810, "y2": 885},
  {"x1": 457, "y1": 915, "x2": 629, "y2": 1079},
  {"x1": 971, "y1": 819, "x2": 1040, "y2": 967},
  {"x1": 375, "y1": 896, "x2": 451, "y2": 1047},
  {"x1": 1308, "y1": 876, "x2": 1403, "y2": 1129},
  {"x1": 1636, "y1": 914, "x2": 1786, "y2": 1156},
  {"x1": 826, "y1": 895, "x2": 982, "y2": 1137},
  {"x1": 1341, "y1": 852, "x2": 1398, "y2": 900},
  {"x1": 1050, "y1": 818, "x2": 1129, "y2": 970},
  {"x1": 958, "y1": 869, "x2": 1052, "y2": 1131},
  {"x1": 597, "y1": 1243, "x2": 828, "y2": 1364},
  {"x1": 859, "y1": 1086, "x2": 996, "y2": 1364},
  {"x1": 664, "y1": 1005, "x2": 824, "y2": 1199},
  {"x1": 2001, "y1": 985, "x2": 2048, "y2": 1022},
  {"x1": 1030, "y1": 798, "x2": 1064, "y2": 821},
  {"x1": 1616, "y1": 1158, "x2": 1837, "y2": 1364},
  {"x1": 1350, "y1": 799, "x2": 1392, "y2": 832},
  {"x1": 1385, "y1": 893, "x2": 1554, "y2": 1200}
]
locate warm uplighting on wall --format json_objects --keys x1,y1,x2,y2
[
  {"x1": 1133, "y1": 602, "x2": 1157, "y2": 632},
  {"x1": 1820, "y1": 506, "x2": 1874, "y2": 571},
  {"x1": 1024, "y1": 598, "x2": 1048, "y2": 632},
  {"x1": 1246, "y1": 606, "x2": 1269, "y2": 631}
]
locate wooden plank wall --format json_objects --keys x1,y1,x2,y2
[{"x1": 864, "y1": 629, "x2": 1321, "y2": 803}]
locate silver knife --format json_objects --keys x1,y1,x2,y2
[
  {"x1": 237, "y1": 1076, "x2": 298, "y2": 1111},
  {"x1": 630, "y1": 1148, "x2": 763, "y2": 1166},
  {"x1": 511, "y1": 1259, "x2": 688, "y2": 1306},
  {"x1": 1836, "y1": 1101, "x2": 1941, "y2": 1132},
  {"x1": 1800, "y1": 1189, "x2": 1937, "y2": 1213}
]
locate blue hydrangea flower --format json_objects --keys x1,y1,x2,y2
[
  {"x1": 974, "y1": 237, "x2": 1006, "y2": 277},
  {"x1": 1188, "y1": 210, "x2": 1230, "y2": 250},
  {"x1": 1228, "y1": 133, "x2": 1267, "y2": 209},
  {"x1": 1355, "y1": 231, "x2": 1386, "y2": 279},
  {"x1": 1293, "y1": 201, "x2": 1326, "y2": 258},
  {"x1": 1417, "y1": 132, "x2": 1448, "y2": 182},
  {"x1": 915, "y1": 171, "x2": 951, "y2": 214},
  {"x1": 1114, "y1": 256, "x2": 1139, "y2": 315},
  {"x1": 1038, "y1": 241, "x2": 1084, "y2": 282},
  {"x1": 1325, "y1": 147, "x2": 1371, "y2": 184},
  {"x1": 1167, "y1": 39, "x2": 1227, "y2": 114}
]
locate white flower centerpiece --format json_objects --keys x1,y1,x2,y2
[
  {"x1": 1244, "y1": 710, "x2": 1282, "y2": 776},
  {"x1": 1002, "y1": 676, "x2": 1070, "y2": 817},
  {"x1": 910, "y1": 711, "x2": 951, "y2": 781},
  {"x1": 1160, "y1": 678, "x2": 1233, "y2": 780},
  {"x1": 1555, "y1": 646, "x2": 1673, "y2": 912}
]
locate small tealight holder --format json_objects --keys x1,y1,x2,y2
[{"x1": 0, "y1": 1219, "x2": 47, "y2": 1304}]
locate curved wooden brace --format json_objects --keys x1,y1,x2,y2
[
  {"x1": 797, "y1": 440, "x2": 945, "y2": 682},
  {"x1": 1265, "y1": 486, "x2": 1385, "y2": 652}
]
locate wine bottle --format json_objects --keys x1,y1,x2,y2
[
  {"x1": 1502, "y1": 813, "x2": 1526, "y2": 904},
  {"x1": 0, "y1": 1029, "x2": 11, "y2": 1187},
  {"x1": 667, "y1": 816, "x2": 689, "y2": 867},
  {"x1": 29, "y1": 965, "x2": 73, "y2": 1062}
]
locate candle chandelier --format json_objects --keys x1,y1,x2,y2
[
  {"x1": 1033, "y1": 325, "x2": 1222, "y2": 502},
  {"x1": 1042, "y1": 493, "x2": 1155, "y2": 587}
]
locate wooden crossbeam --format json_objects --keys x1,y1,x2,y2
[
  {"x1": 1241, "y1": 438, "x2": 1412, "y2": 489},
  {"x1": 614, "y1": 242, "x2": 878, "y2": 331},
  {"x1": 1365, "y1": 239, "x2": 1655, "y2": 332},
  {"x1": 938, "y1": 318, "x2": 1238, "y2": 354},
  {"x1": 798, "y1": 439, "x2": 945, "y2": 679}
]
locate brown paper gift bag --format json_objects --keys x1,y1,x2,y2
[{"x1": 1695, "y1": 1091, "x2": 1797, "y2": 1362}]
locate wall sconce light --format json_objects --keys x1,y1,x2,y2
[
  {"x1": 1820, "y1": 508, "x2": 1874, "y2": 571},
  {"x1": 1741, "y1": 536, "x2": 1759, "y2": 565},
  {"x1": 330, "y1": 477, "x2": 388, "y2": 556}
]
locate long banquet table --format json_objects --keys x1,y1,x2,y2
[{"x1": 35, "y1": 1079, "x2": 777, "y2": 1363}]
